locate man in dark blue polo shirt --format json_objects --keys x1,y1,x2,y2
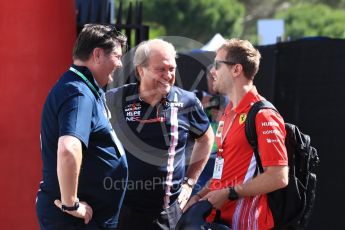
[
  {"x1": 106, "y1": 39, "x2": 214, "y2": 230},
  {"x1": 36, "y1": 24, "x2": 128, "y2": 230}
]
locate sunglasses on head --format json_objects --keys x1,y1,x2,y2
[{"x1": 104, "y1": 26, "x2": 127, "y2": 43}]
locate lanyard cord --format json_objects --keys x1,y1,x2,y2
[
  {"x1": 217, "y1": 110, "x2": 236, "y2": 157},
  {"x1": 69, "y1": 67, "x2": 101, "y2": 98},
  {"x1": 220, "y1": 111, "x2": 237, "y2": 145},
  {"x1": 69, "y1": 67, "x2": 111, "y2": 119},
  {"x1": 68, "y1": 67, "x2": 124, "y2": 155}
]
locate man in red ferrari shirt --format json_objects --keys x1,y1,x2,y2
[{"x1": 184, "y1": 39, "x2": 289, "y2": 230}]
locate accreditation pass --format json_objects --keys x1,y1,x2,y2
[{"x1": 212, "y1": 156, "x2": 224, "y2": 179}]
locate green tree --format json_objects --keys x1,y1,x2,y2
[
  {"x1": 142, "y1": 0, "x2": 245, "y2": 43},
  {"x1": 275, "y1": 3, "x2": 345, "y2": 40},
  {"x1": 290, "y1": 0, "x2": 345, "y2": 8},
  {"x1": 115, "y1": 0, "x2": 345, "y2": 46},
  {"x1": 240, "y1": 0, "x2": 289, "y2": 41},
  {"x1": 239, "y1": 0, "x2": 345, "y2": 43}
]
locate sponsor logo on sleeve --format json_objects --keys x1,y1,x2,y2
[
  {"x1": 168, "y1": 102, "x2": 184, "y2": 108},
  {"x1": 262, "y1": 129, "x2": 280, "y2": 135},
  {"x1": 261, "y1": 121, "x2": 279, "y2": 127},
  {"x1": 266, "y1": 138, "x2": 280, "y2": 143}
]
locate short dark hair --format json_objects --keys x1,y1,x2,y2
[
  {"x1": 218, "y1": 39, "x2": 261, "y2": 80},
  {"x1": 73, "y1": 24, "x2": 127, "y2": 61}
]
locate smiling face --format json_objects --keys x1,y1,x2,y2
[
  {"x1": 138, "y1": 47, "x2": 176, "y2": 98},
  {"x1": 95, "y1": 44, "x2": 123, "y2": 87}
]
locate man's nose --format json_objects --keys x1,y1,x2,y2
[
  {"x1": 116, "y1": 59, "x2": 123, "y2": 68},
  {"x1": 162, "y1": 70, "x2": 174, "y2": 80},
  {"x1": 209, "y1": 68, "x2": 216, "y2": 79},
  {"x1": 210, "y1": 66, "x2": 216, "y2": 75}
]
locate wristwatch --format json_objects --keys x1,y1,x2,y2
[
  {"x1": 61, "y1": 198, "x2": 80, "y2": 212},
  {"x1": 228, "y1": 187, "x2": 239, "y2": 201},
  {"x1": 183, "y1": 177, "x2": 196, "y2": 188}
]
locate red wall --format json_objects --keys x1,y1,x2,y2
[{"x1": 0, "y1": 1, "x2": 76, "y2": 228}]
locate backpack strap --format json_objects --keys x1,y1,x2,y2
[{"x1": 245, "y1": 100, "x2": 278, "y2": 174}]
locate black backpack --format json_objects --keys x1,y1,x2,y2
[
  {"x1": 176, "y1": 200, "x2": 230, "y2": 230},
  {"x1": 245, "y1": 100, "x2": 320, "y2": 230}
]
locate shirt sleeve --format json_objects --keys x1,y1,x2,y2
[
  {"x1": 255, "y1": 109, "x2": 288, "y2": 167},
  {"x1": 58, "y1": 91, "x2": 93, "y2": 147},
  {"x1": 188, "y1": 94, "x2": 210, "y2": 139}
]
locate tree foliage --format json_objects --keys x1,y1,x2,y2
[
  {"x1": 142, "y1": 0, "x2": 244, "y2": 43},
  {"x1": 117, "y1": 0, "x2": 345, "y2": 46},
  {"x1": 275, "y1": 3, "x2": 345, "y2": 40},
  {"x1": 290, "y1": 0, "x2": 345, "y2": 8}
]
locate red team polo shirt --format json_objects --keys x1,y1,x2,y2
[{"x1": 207, "y1": 86, "x2": 288, "y2": 230}]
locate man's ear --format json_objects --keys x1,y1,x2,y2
[
  {"x1": 92, "y1": 47, "x2": 102, "y2": 64},
  {"x1": 137, "y1": 65, "x2": 144, "y2": 79},
  {"x1": 233, "y1": 63, "x2": 243, "y2": 76}
]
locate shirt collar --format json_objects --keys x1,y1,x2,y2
[
  {"x1": 224, "y1": 86, "x2": 261, "y2": 115},
  {"x1": 234, "y1": 85, "x2": 261, "y2": 113}
]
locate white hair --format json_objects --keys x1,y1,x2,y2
[{"x1": 133, "y1": 39, "x2": 176, "y2": 68}]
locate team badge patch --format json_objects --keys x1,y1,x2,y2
[{"x1": 239, "y1": 113, "x2": 247, "y2": 125}]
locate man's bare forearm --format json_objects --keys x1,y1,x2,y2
[
  {"x1": 186, "y1": 126, "x2": 214, "y2": 181},
  {"x1": 57, "y1": 135, "x2": 83, "y2": 206}
]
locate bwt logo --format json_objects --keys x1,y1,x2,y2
[{"x1": 165, "y1": 102, "x2": 184, "y2": 108}]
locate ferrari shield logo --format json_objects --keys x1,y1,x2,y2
[{"x1": 239, "y1": 113, "x2": 247, "y2": 125}]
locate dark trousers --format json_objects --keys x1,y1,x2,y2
[
  {"x1": 36, "y1": 191, "x2": 116, "y2": 230},
  {"x1": 118, "y1": 201, "x2": 182, "y2": 230},
  {"x1": 37, "y1": 219, "x2": 107, "y2": 230}
]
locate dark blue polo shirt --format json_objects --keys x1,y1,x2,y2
[
  {"x1": 37, "y1": 65, "x2": 128, "y2": 228},
  {"x1": 106, "y1": 83, "x2": 210, "y2": 211}
]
